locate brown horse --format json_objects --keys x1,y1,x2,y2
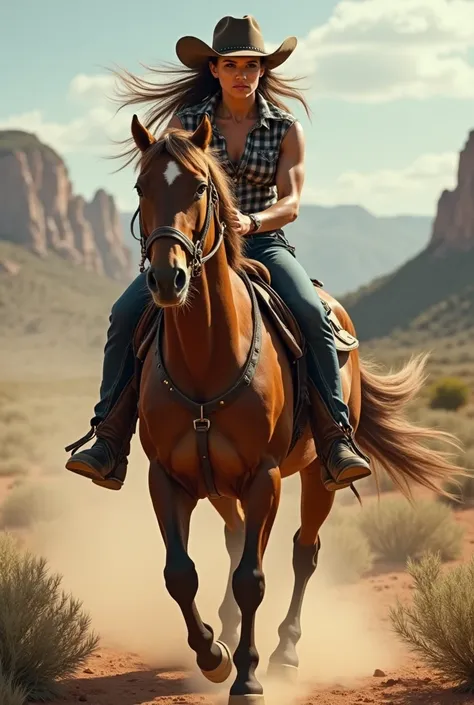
[{"x1": 131, "y1": 113, "x2": 463, "y2": 705}]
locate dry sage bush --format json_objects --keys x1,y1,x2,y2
[
  {"x1": 0, "y1": 532, "x2": 99, "y2": 700},
  {"x1": 391, "y1": 553, "x2": 474, "y2": 691},
  {"x1": 358, "y1": 498, "x2": 463, "y2": 563},
  {"x1": 320, "y1": 518, "x2": 374, "y2": 584}
]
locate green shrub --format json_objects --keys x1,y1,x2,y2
[
  {"x1": 440, "y1": 450, "x2": 474, "y2": 508},
  {"x1": 0, "y1": 666, "x2": 28, "y2": 705},
  {"x1": 429, "y1": 377, "x2": 470, "y2": 411},
  {"x1": 0, "y1": 533, "x2": 99, "y2": 700},
  {"x1": 320, "y1": 519, "x2": 373, "y2": 583},
  {"x1": 390, "y1": 553, "x2": 474, "y2": 691},
  {"x1": 358, "y1": 498, "x2": 463, "y2": 564}
]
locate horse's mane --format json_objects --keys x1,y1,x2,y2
[
  {"x1": 139, "y1": 128, "x2": 271, "y2": 282},
  {"x1": 140, "y1": 128, "x2": 244, "y2": 271}
]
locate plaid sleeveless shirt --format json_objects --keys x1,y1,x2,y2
[{"x1": 175, "y1": 91, "x2": 296, "y2": 215}]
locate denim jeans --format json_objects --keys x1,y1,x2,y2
[
  {"x1": 243, "y1": 232, "x2": 350, "y2": 427},
  {"x1": 92, "y1": 231, "x2": 350, "y2": 429},
  {"x1": 92, "y1": 271, "x2": 151, "y2": 423}
]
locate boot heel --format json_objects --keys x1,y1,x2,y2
[
  {"x1": 91, "y1": 461, "x2": 127, "y2": 491},
  {"x1": 91, "y1": 476, "x2": 124, "y2": 491},
  {"x1": 66, "y1": 457, "x2": 104, "y2": 482},
  {"x1": 321, "y1": 463, "x2": 371, "y2": 492}
]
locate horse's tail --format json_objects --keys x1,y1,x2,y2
[{"x1": 355, "y1": 352, "x2": 466, "y2": 501}]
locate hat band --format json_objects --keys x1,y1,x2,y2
[{"x1": 216, "y1": 45, "x2": 267, "y2": 54}]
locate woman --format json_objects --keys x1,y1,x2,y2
[{"x1": 65, "y1": 15, "x2": 371, "y2": 492}]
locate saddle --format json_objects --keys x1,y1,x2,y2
[
  {"x1": 249, "y1": 276, "x2": 359, "y2": 361},
  {"x1": 132, "y1": 270, "x2": 359, "y2": 459},
  {"x1": 134, "y1": 272, "x2": 358, "y2": 363}
]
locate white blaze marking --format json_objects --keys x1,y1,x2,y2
[{"x1": 164, "y1": 160, "x2": 182, "y2": 186}]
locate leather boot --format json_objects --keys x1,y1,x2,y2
[
  {"x1": 64, "y1": 377, "x2": 138, "y2": 491},
  {"x1": 307, "y1": 380, "x2": 371, "y2": 491}
]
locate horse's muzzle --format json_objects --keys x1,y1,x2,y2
[{"x1": 147, "y1": 265, "x2": 188, "y2": 305}]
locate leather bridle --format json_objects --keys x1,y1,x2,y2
[
  {"x1": 130, "y1": 177, "x2": 225, "y2": 276},
  {"x1": 129, "y1": 170, "x2": 263, "y2": 500}
]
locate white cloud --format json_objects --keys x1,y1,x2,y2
[
  {"x1": 302, "y1": 151, "x2": 458, "y2": 214},
  {"x1": 68, "y1": 73, "x2": 117, "y2": 106},
  {"x1": 2, "y1": 0, "x2": 473, "y2": 160},
  {"x1": 0, "y1": 1, "x2": 470, "y2": 216},
  {"x1": 0, "y1": 67, "x2": 169, "y2": 157},
  {"x1": 0, "y1": 80, "x2": 133, "y2": 156},
  {"x1": 279, "y1": 0, "x2": 474, "y2": 101}
]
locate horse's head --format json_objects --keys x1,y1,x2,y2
[{"x1": 131, "y1": 114, "x2": 224, "y2": 308}]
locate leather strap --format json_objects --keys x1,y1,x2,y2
[
  {"x1": 133, "y1": 178, "x2": 224, "y2": 276},
  {"x1": 154, "y1": 270, "x2": 263, "y2": 498}
]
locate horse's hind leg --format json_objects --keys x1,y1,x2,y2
[
  {"x1": 228, "y1": 460, "x2": 281, "y2": 705},
  {"x1": 209, "y1": 497, "x2": 245, "y2": 653},
  {"x1": 148, "y1": 461, "x2": 232, "y2": 684},
  {"x1": 267, "y1": 458, "x2": 335, "y2": 682}
]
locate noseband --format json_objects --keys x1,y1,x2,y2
[{"x1": 131, "y1": 177, "x2": 225, "y2": 276}]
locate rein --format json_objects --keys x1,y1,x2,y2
[
  {"x1": 130, "y1": 171, "x2": 263, "y2": 499},
  {"x1": 130, "y1": 177, "x2": 225, "y2": 275}
]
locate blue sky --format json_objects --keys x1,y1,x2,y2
[{"x1": 2, "y1": 0, "x2": 474, "y2": 216}]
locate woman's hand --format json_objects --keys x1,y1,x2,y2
[{"x1": 228, "y1": 208, "x2": 252, "y2": 236}]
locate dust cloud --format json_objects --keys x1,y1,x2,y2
[{"x1": 29, "y1": 434, "x2": 404, "y2": 702}]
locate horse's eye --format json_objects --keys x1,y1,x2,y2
[
  {"x1": 134, "y1": 184, "x2": 143, "y2": 198},
  {"x1": 195, "y1": 183, "x2": 207, "y2": 199}
]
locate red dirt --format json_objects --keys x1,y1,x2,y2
[
  {"x1": 43, "y1": 650, "x2": 474, "y2": 705},
  {"x1": 40, "y1": 494, "x2": 474, "y2": 705},
  {"x1": 3, "y1": 471, "x2": 473, "y2": 705}
]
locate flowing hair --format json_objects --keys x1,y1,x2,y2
[{"x1": 106, "y1": 58, "x2": 311, "y2": 170}]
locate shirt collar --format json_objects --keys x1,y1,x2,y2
[{"x1": 198, "y1": 90, "x2": 272, "y2": 130}]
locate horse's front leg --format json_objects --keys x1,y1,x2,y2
[
  {"x1": 229, "y1": 459, "x2": 281, "y2": 705},
  {"x1": 148, "y1": 460, "x2": 232, "y2": 684},
  {"x1": 209, "y1": 497, "x2": 245, "y2": 654}
]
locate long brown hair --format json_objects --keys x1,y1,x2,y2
[{"x1": 108, "y1": 59, "x2": 311, "y2": 170}]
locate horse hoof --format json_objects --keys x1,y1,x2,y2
[
  {"x1": 228, "y1": 696, "x2": 265, "y2": 704},
  {"x1": 200, "y1": 640, "x2": 232, "y2": 683},
  {"x1": 266, "y1": 662, "x2": 299, "y2": 683}
]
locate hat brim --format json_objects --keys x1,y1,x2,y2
[{"x1": 176, "y1": 36, "x2": 297, "y2": 70}]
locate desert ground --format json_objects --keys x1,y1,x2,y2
[
  {"x1": 19, "y1": 477, "x2": 474, "y2": 705},
  {"x1": 1, "y1": 346, "x2": 473, "y2": 705}
]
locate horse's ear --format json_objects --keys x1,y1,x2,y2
[
  {"x1": 131, "y1": 114, "x2": 156, "y2": 152},
  {"x1": 190, "y1": 115, "x2": 212, "y2": 151}
]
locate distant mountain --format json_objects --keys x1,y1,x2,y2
[
  {"x1": 120, "y1": 205, "x2": 432, "y2": 296},
  {"x1": 343, "y1": 245, "x2": 474, "y2": 341},
  {"x1": 0, "y1": 130, "x2": 132, "y2": 282},
  {"x1": 343, "y1": 129, "x2": 474, "y2": 342}
]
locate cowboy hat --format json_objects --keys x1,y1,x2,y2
[{"x1": 176, "y1": 15, "x2": 297, "y2": 70}]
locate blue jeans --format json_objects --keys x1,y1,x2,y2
[
  {"x1": 243, "y1": 232, "x2": 350, "y2": 427},
  {"x1": 92, "y1": 231, "x2": 350, "y2": 429}
]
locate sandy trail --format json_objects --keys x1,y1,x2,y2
[{"x1": 8, "y1": 443, "x2": 470, "y2": 705}]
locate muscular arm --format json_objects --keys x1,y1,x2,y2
[
  {"x1": 165, "y1": 114, "x2": 305, "y2": 233},
  {"x1": 250, "y1": 120, "x2": 305, "y2": 233}
]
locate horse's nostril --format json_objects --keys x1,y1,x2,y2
[
  {"x1": 147, "y1": 268, "x2": 159, "y2": 293},
  {"x1": 174, "y1": 268, "x2": 187, "y2": 293}
]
